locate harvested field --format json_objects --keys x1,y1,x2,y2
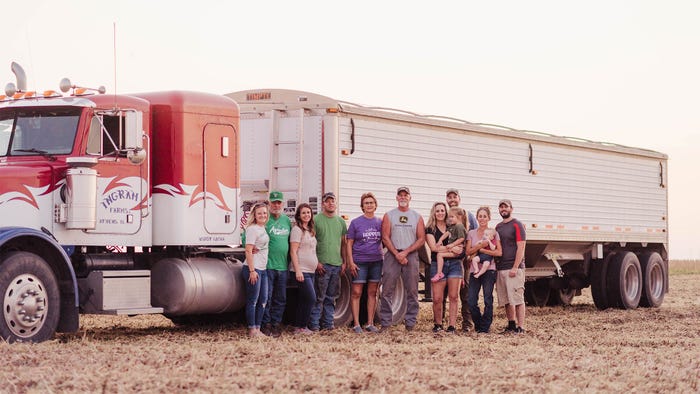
[{"x1": 2, "y1": 269, "x2": 698, "y2": 393}]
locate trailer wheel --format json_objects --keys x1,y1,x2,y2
[
  {"x1": 548, "y1": 287, "x2": 575, "y2": 306},
  {"x1": 378, "y1": 276, "x2": 407, "y2": 326},
  {"x1": 606, "y1": 251, "x2": 642, "y2": 309},
  {"x1": 0, "y1": 252, "x2": 60, "y2": 343},
  {"x1": 638, "y1": 252, "x2": 665, "y2": 308},
  {"x1": 333, "y1": 272, "x2": 353, "y2": 327},
  {"x1": 524, "y1": 279, "x2": 550, "y2": 307},
  {"x1": 590, "y1": 252, "x2": 614, "y2": 310}
]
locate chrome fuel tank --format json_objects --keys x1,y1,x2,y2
[{"x1": 150, "y1": 257, "x2": 245, "y2": 316}]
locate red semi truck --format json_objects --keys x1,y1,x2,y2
[{"x1": 0, "y1": 63, "x2": 245, "y2": 342}]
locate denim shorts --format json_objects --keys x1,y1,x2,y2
[
  {"x1": 430, "y1": 258, "x2": 464, "y2": 280},
  {"x1": 352, "y1": 261, "x2": 382, "y2": 284}
]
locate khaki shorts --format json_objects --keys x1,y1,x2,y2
[{"x1": 496, "y1": 269, "x2": 525, "y2": 307}]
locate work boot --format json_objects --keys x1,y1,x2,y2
[{"x1": 271, "y1": 324, "x2": 282, "y2": 338}]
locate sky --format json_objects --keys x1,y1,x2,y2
[{"x1": 2, "y1": 0, "x2": 698, "y2": 259}]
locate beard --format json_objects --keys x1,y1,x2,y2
[{"x1": 500, "y1": 211, "x2": 511, "y2": 219}]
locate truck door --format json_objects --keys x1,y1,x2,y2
[
  {"x1": 202, "y1": 123, "x2": 237, "y2": 234},
  {"x1": 87, "y1": 111, "x2": 147, "y2": 235}
]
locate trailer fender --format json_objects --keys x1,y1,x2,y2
[{"x1": 0, "y1": 227, "x2": 79, "y2": 334}]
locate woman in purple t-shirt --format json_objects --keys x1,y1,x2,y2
[
  {"x1": 346, "y1": 192, "x2": 383, "y2": 333},
  {"x1": 465, "y1": 206, "x2": 502, "y2": 333}
]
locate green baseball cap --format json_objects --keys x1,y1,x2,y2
[{"x1": 269, "y1": 191, "x2": 284, "y2": 202}]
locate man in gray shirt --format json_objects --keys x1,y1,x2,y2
[{"x1": 380, "y1": 186, "x2": 425, "y2": 331}]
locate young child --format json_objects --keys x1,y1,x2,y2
[
  {"x1": 432, "y1": 207, "x2": 468, "y2": 282},
  {"x1": 471, "y1": 228, "x2": 497, "y2": 278}
]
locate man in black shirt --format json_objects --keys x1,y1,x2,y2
[{"x1": 495, "y1": 199, "x2": 527, "y2": 334}]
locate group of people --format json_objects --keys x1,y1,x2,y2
[{"x1": 241, "y1": 187, "x2": 527, "y2": 337}]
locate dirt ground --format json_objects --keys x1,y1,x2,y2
[{"x1": 1, "y1": 273, "x2": 698, "y2": 393}]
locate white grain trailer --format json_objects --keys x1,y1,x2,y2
[{"x1": 226, "y1": 89, "x2": 669, "y2": 314}]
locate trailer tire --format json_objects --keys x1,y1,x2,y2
[
  {"x1": 378, "y1": 276, "x2": 407, "y2": 326},
  {"x1": 548, "y1": 287, "x2": 576, "y2": 306},
  {"x1": 524, "y1": 279, "x2": 550, "y2": 307},
  {"x1": 334, "y1": 272, "x2": 407, "y2": 327},
  {"x1": 333, "y1": 272, "x2": 354, "y2": 327},
  {"x1": 590, "y1": 253, "x2": 614, "y2": 310},
  {"x1": 0, "y1": 252, "x2": 60, "y2": 343},
  {"x1": 606, "y1": 251, "x2": 642, "y2": 309},
  {"x1": 638, "y1": 252, "x2": 665, "y2": 308}
]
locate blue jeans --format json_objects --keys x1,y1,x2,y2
[
  {"x1": 467, "y1": 270, "x2": 496, "y2": 333},
  {"x1": 242, "y1": 268, "x2": 268, "y2": 329},
  {"x1": 309, "y1": 264, "x2": 341, "y2": 330},
  {"x1": 262, "y1": 269, "x2": 288, "y2": 326},
  {"x1": 295, "y1": 272, "x2": 316, "y2": 328}
]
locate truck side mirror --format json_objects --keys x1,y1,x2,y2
[{"x1": 124, "y1": 111, "x2": 143, "y2": 150}]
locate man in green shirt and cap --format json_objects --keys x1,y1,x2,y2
[
  {"x1": 309, "y1": 192, "x2": 347, "y2": 331},
  {"x1": 261, "y1": 191, "x2": 292, "y2": 337}
]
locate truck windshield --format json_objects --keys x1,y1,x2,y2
[{"x1": 0, "y1": 107, "x2": 81, "y2": 157}]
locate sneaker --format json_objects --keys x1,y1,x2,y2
[
  {"x1": 446, "y1": 326, "x2": 456, "y2": 334},
  {"x1": 365, "y1": 325, "x2": 379, "y2": 333},
  {"x1": 432, "y1": 324, "x2": 444, "y2": 333},
  {"x1": 431, "y1": 272, "x2": 445, "y2": 283},
  {"x1": 320, "y1": 325, "x2": 335, "y2": 331},
  {"x1": 352, "y1": 325, "x2": 364, "y2": 334},
  {"x1": 405, "y1": 325, "x2": 415, "y2": 332},
  {"x1": 308, "y1": 326, "x2": 320, "y2": 332},
  {"x1": 294, "y1": 327, "x2": 314, "y2": 335},
  {"x1": 514, "y1": 327, "x2": 526, "y2": 334}
]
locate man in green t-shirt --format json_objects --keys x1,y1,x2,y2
[
  {"x1": 309, "y1": 192, "x2": 347, "y2": 331},
  {"x1": 261, "y1": 191, "x2": 292, "y2": 337}
]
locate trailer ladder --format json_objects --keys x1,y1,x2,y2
[{"x1": 270, "y1": 109, "x2": 304, "y2": 204}]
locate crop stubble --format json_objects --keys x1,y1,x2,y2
[{"x1": 1, "y1": 271, "x2": 698, "y2": 393}]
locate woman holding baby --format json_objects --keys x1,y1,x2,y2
[{"x1": 465, "y1": 206, "x2": 502, "y2": 333}]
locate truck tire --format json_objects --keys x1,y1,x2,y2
[
  {"x1": 0, "y1": 252, "x2": 61, "y2": 343},
  {"x1": 590, "y1": 252, "x2": 614, "y2": 310},
  {"x1": 606, "y1": 251, "x2": 642, "y2": 309},
  {"x1": 638, "y1": 252, "x2": 665, "y2": 308},
  {"x1": 524, "y1": 279, "x2": 550, "y2": 307}
]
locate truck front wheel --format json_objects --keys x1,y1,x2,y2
[{"x1": 0, "y1": 252, "x2": 60, "y2": 343}]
